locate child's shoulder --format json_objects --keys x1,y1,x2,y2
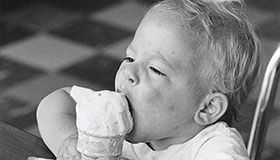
[{"x1": 193, "y1": 122, "x2": 249, "y2": 160}]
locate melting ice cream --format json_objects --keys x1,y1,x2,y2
[{"x1": 70, "y1": 86, "x2": 133, "y2": 160}]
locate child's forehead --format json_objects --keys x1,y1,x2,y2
[
  {"x1": 140, "y1": 7, "x2": 201, "y2": 51},
  {"x1": 144, "y1": 3, "x2": 202, "y2": 39},
  {"x1": 130, "y1": 17, "x2": 200, "y2": 72},
  {"x1": 147, "y1": 3, "x2": 184, "y2": 23},
  {"x1": 128, "y1": 2, "x2": 205, "y2": 70},
  {"x1": 142, "y1": 11, "x2": 189, "y2": 39}
]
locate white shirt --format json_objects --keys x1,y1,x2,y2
[{"x1": 122, "y1": 122, "x2": 249, "y2": 160}]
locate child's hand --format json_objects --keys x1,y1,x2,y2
[
  {"x1": 56, "y1": 134, "x2": 81, "y2": 160},
  {"x1": 28, "y1": 134, "x2": 81, "y2": 160},
  {"x1": 27, "y1": 133, "x2": 130, "y2": 160}
]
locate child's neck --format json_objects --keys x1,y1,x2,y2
[
  {"x1": 146, "y1": 125, "x2": 205, "y2": 151},
  {"x1": 146, "y1": 136, "x2": 191, "y2": 151}
]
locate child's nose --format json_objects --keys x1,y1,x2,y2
[{"x1": 121, "y1": 66, "x2": 139, "y2": 86}]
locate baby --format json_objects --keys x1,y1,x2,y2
[{"x1": 31, "y1": 0, "x2": 260, "y2": 159}]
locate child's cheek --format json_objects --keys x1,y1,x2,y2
[
  {"x1": 144, "y1": 89, "x2": 175, "y2": 112},
  {"x1": 145, "y1": 89, "x2": 162, "y2": 107}
]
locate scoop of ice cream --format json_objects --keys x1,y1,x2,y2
[
  {"x1": 70, "y1": 86, "x2": 133, "y2": 137},
  {"x1": 70, "y1": 86, "x2": 133, "y2": 158}
]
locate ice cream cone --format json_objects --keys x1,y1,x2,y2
[{"x1": 70, "y1": 86, "x2": 133, "y2": 160}]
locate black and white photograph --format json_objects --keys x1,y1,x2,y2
[{"x1": 0, "y1": 0, "x2": 280, "y2": 159}]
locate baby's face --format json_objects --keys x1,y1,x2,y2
[{"x1": 115, "y1": 9, "x2": 201, "y2": 145}]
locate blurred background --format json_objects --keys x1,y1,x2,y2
[{"x1": 0, "y1": 0, "x2": 279, "y2": 159}]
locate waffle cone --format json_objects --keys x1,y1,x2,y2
[{"x1": 77, "y1": 130, "x2": 124, "y2": 158}]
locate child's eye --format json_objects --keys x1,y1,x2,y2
[
  {"x1": 149, "y1": 66, "x2": 166, "y2": 76},
  {"x1": 122, "y1": 57, "x2": 134, "y2": 62}
]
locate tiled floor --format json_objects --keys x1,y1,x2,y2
[{"x1": 0, "y1": 0, "x2": 279, "y2": 159}]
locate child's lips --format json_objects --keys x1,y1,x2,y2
[
  {"x1": 125, "y1": 96, "x2": 133, "y2": 115},
  {"x1": 116, "y1": 88, "x2": 133, "y2": 115}
]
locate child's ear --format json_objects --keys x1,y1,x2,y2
[{"x1": 194, "y1": 92, "x2": 228, "y2": 125}]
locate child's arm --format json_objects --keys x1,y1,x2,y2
[{"x1": 37, "y1": 87, "x2": 77, "y2": 156}]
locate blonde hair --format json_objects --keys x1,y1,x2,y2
[{"x1": 155, "y1": 0, "x2": 261, "y2": 126}]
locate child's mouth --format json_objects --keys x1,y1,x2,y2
[
  {"x1": 125, "y1": 96, "x2": 133, "y2": 115},
  {"x1": 116, "y1": 88, "x2": 133, "y2": 115}
]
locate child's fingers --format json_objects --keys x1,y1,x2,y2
[{"x1": 27, "y1": 157, "x2": 54, "y2": 160}]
